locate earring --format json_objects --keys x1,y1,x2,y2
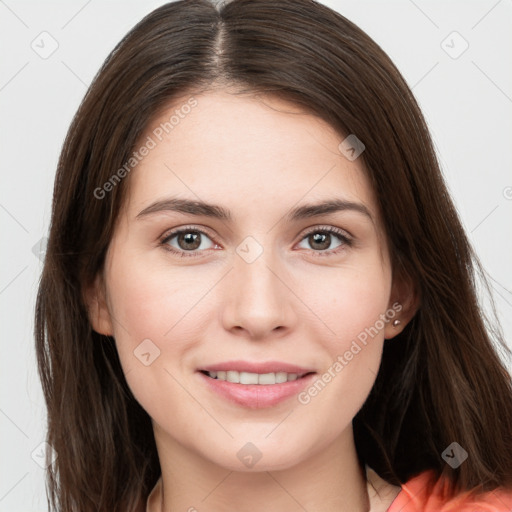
[{"x1": 392, "y1": 319, "x2": 401, "y2": 327}]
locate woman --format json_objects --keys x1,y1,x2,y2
[{"x1": 35, "y1": 0, "x2": 512, "y2": 511}]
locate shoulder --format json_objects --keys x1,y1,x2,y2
[{"x1": 387, "y1": 470, "x2": 512, "y2": 512}]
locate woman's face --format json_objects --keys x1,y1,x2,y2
[{"x1": 91, "y1": 90, "x2": 404, "y2": 471}]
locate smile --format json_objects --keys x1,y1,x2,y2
[{"x1": 197, "y1": 364, "x2": 317, "y2": 408}]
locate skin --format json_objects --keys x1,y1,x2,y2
[{"x1": 87, "y1": 89, "x2": 416, "y2": 512}]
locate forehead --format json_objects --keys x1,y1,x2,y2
[{"x1": 124, "y1": 90, "x2": 378, "y2": 222}]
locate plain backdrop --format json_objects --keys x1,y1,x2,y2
[{"x1": 1, "y1": 1, "x2": 511, "y2": 510}]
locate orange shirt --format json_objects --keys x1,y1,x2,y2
[
  {"x1": 388, "y1": 470, "x2": 512, "y2": 511},
  {"x1": 146, "y1": 469, "x2": 512, "y2": 511}
]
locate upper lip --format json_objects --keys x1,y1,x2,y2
[{"x1": 199, "y1": 360, "x2": 316, "y2": 375}]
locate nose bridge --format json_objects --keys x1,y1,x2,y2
[{"x1": 223, "y1": 235, "x2": 293, "y2": 337}]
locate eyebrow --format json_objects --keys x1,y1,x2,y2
[{"x1": 136, "y1": 197, "x2": 373, "y2": 223}]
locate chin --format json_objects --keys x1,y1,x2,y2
[{"x1": 205, "y1": 436, "x2": 314, "y2": 473}]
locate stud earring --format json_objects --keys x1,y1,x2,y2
[{"x1": 392, "y1": 319, "x2": 401, "y2": 327}]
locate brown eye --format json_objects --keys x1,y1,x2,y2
[
  {"x1": 297, "y1": 227, "x2": 352, "y2": 255},
  {"x1": 308, "y1": 232, "x2": 333, "y2": 251},
  {"x1": 176, "y1": 232, "x2": 202, "y2": 250},
  {"x1": 161, "y1": 227, "x2": 216, "y2": 257}
]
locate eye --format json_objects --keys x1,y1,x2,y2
[
  {"x1": 296, "y1": 226, "x2": 352, "y2": 255},
  {"x1": 160, "y1": 226, "x2": 219, "y2": 257}
]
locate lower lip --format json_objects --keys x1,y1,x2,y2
[{"x1": 197, "y1": 371, "x2": 316, "y2": 409}]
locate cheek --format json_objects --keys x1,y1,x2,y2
[
  {"x1": 304, "y1": 261, "x2": 391, "y2": 350},
  {"x1": 104, "y1": 260, "x2": 205, "y2": 422},
  {"x1": 104, "y1": 258, "x2": 205, "y2": 389},
  {"x1": 295, "y1": 263, "x2": 391, "y2": 422},
  {"x1": 107, "y1": 258, "x2": 207, "y2": 348}
]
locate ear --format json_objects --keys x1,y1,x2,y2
[
  {"x1": 84, "y1": 272, "x2": 114, "y2": 336},
  {"x1": 384, "y1": 269, "x2": 419, "y2": 340}
]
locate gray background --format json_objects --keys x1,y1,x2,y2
[{"x1": 1, "y1": 0, "x2": 511, "y2": 510}]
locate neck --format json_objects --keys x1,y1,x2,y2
[{"x1": 150, "y1": 423, "x2": 375, "y2": 512}]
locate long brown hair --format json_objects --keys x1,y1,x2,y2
[{"x1": 35, "y1": 0, "x2": 512, "y2": 510}]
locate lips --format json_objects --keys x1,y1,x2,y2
[{"x1": 197, "y1": 360, "x2": 317, "y2": 408}]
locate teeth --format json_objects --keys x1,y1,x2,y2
[
  {"x1": 259, "y1": 372, "x2": 278, "y2": 385},
  {"x1": 226, "y1": 370, "x2": 239, "y2": 383},
  {"x1": 240, "y1": 371, "x2": 258, "y2": 384},
  {"x1": 275, "y1": 372, "x2": 288, "y2": 383},
  {"x1": 206, "y1": 370, "x2": 304, "y2": 384}
]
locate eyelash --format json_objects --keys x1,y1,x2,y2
[{"x1": 159, "y1": 225, "x2": 353, "y2": 258}]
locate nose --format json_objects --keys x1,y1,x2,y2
[{"x1": 221, "y1": 244, "x2": 296, "y2": 340}]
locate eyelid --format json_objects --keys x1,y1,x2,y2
[
  {"x1": 160, "y1": 224, "x2": 218, "y2": 244},
  {"x1": 298, "y1": 224, "x2": 353, "y2": 241}
]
